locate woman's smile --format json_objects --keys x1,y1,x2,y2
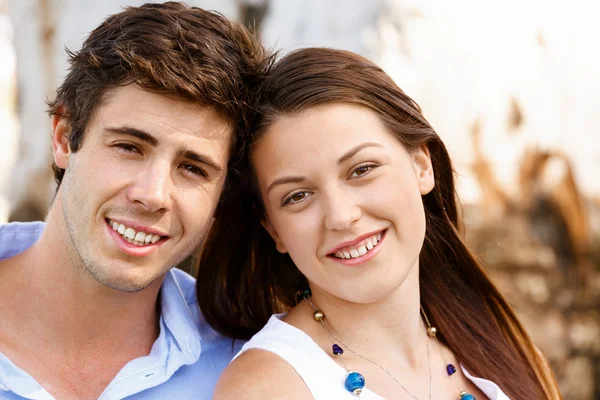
[{"x1": 326, "y1": 229, "x2": 387, "y2": 266}]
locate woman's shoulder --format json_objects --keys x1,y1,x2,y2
[
  {"x1": 212, "y1": 348, "x2": 312, "y2": 400},
  {"x1": 213, "y1": 311, "x2": 337, "y2": 399},
  {"x1": 213, "y1": 313, "x2": 324, "y2": 400}
]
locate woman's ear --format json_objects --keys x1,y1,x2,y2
[
  {"x1": 261, "y1": 218, "x2": 288, "y2": 254},
  {"x1": 51, "y1": 111, "x2": 72, "y2": 169},
  {"x1": 412, "y1": 144, "x2": 435, "y2": 195}
]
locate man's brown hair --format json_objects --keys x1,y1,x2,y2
[{"x1": 48, "y1": 1, "x2": 267, "y2": 186}]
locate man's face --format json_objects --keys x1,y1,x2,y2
[{"x1": 56, "y1": 85, "x2": 231, "y2": 292}]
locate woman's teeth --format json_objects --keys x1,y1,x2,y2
[
  {"x1": 108, "y1": 220, "x2": 162, "y2": 247},
  {"x1": 333, "y1": 232, "x2": 383, "y2": 260}
]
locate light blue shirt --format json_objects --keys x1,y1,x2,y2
[{"x1": 0, "y1": 222, "x2": 243, "y2": 399}]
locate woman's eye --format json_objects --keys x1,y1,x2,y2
[
  {"x1": 282, "y1": 191, "x2": 310, "y2": 206},
  {"x1": 181, "y1": 164, "x2": 208, "y2": 178},
  {"x1": 350, "y1": 163, "x2": 377, "y2": 178}
]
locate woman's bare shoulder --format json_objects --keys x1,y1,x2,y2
[{"x1": 212, "y1": 348, "x2": 312, "y2": 400}]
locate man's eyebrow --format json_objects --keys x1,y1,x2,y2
[
  {"x1": 102, "y1": 126, "x2": 159, "y2": 146},
  {"x1": 337, "y1": 142, "x2": 383, "y2": 164},
  {"x1": 266, "y1": 176, "x2": 305, "y2": 194},
  {"x1": 177, "y1": 146, "x2": 223, "y2": 173}
]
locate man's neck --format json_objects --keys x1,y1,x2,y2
[
  {"x1": 3, "y1": 217, "x2": 162, "y2": 349},
  {"x1": 0, "y1": 214, "x2": 163, "y2": 398}
]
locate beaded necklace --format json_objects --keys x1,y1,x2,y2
[{"x1": 301, "y1": 289, "x2": 476, "y2": 400}]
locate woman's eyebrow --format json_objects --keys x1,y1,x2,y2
[
  {"x1": 266, "y1": 176, "x2": 305, "y2": 194},
  {"x1": 337, "y1": 142, "x2": 383, "y2": 164}
]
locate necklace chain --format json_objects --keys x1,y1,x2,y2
[{"x1": 307, "y1": 298, "x2": 432, "y2": 400}]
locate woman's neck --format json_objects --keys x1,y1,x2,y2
[{"x1": 286, "y1": 263, "x2": 427, "y2": 370}]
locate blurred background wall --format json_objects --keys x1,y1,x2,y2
[{"x1": 1, "y1": 0, "x2": 598, "y2": 397}]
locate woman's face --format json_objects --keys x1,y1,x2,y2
[{"x1": 252, "y1": 103, "x2": 435, "y2": 303}]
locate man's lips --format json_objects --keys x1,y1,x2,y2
[
  {"x1": 106, "y1": 218, "x2": 168, "y2": 237},
  {"x1": 105, "y1": 219, "x2": 167, "y2": 257},
  {"x1": 106, "y1": 218, "x2": 172, "y2": 248}
]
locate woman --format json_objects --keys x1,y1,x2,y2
[{"x1": 198, "y1": 48, "x2": 561, "y2": 399}]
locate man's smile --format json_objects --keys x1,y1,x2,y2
[
  {"x1": 105, "y1": 219, "x2": 168, "y2": 257},
  {"x1": 106, "y1": 218, "x2": 167, "y2": 246}
]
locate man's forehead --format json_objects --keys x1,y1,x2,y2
[{"x1": 92, "y1": 85, "x2": 233, "y2": 142}]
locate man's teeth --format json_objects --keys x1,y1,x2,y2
[
  {"x1": 334, "y1": 233, "x2": 383, "y2": 259},
  {"x1": 109, "y1": 220, "x2": 161, "y2": 247}
]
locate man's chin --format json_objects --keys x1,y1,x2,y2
[
  {"x1": 103, "y1": 279, "x2": 154, "y2": 293},
  {"x1": 89, "y1": 268, "x2": 163, "y2": 293}
]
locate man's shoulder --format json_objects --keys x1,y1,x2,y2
[
  {"x1": 0, "y1": 221, "x2": 45, "y2": 238},
  {"x1": 0, "y1": 221, "x2": 45, "y2": 260}
]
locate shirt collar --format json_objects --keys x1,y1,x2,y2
[
  {"x1": 158, "y1": 268, "x2": 202, "y2": 364},
  {"x1": 0, "y1": 222, "x2": 204, "y2": 399},
  {"x1": 0, "y1": 222, "x2": 202, "y2": 364}
]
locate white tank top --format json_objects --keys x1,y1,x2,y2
[{"x1": 234, "y1": 314, "x2": 511, "y2": 400}]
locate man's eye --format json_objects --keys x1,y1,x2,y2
[
  {"x1": 282, "y1": 191, "x2": 310, "y2": 206},
  {"x1": 114, "y1": 143, "x2": 140, "y2": 154},
  {"x1": 181, "y1": 164, "x2": 208, "y2": 178},
  {"x1": 350, "y1": 163, "x2": 378, "y2": 178}
]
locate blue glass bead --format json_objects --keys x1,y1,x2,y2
[
  {"x1": 302, "y1": 288, "x2": 312, "y2": 299},
  {"x1": 332, "y1": 344, "x2": 344, "y2": 355},
  {"x1": 460, "y1": 393, "x2": 476, "y2": 400},
  {"x1": 344, "y1": 371, "x2": 365, "y2": 395},
  {"x1": 446, "y1": 363, "x2": 457, "y2": 375}
]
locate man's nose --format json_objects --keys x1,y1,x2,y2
[{"x1": 127, "y1": 162, "x2": 173, "y2": 213}]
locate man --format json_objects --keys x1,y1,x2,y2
[{"x1": 0, "y1": 3, "x2": 266, "y2": 399}]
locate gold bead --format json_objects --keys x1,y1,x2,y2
[
  {"x1": 313, "y1": 310, "x2": 325, "y2": 321},
  {"x1": 353, "y1": 388, "x2": 363, "y2": 396},
  {"x1": 427, "y1": 326, "x2": 437, "y2": 337},
  {"x1": 458, "y1": 390, "x2": 467, "y2": 398}
]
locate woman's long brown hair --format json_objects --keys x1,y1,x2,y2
[{"x1": 197, "y1": 48, "x2": 561, "y2": 399}]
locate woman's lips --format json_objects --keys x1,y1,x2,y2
[{"x1": 328, "y1": 230, "x2": 387, "y2": 266}]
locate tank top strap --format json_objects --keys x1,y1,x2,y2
[{"x1": 234, "y1": 314, "x2": 362, "y2": 399}]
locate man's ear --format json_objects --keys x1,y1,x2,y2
[
  {"x1": 261, "y1": 218, "x2": 288, "y2": 254},
  {"x1": 412, "y1": 144, "x2": 435, "y2": 195},
  {"x1": 51, "y1": 111, "x2": 72, "y2": 170}
]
